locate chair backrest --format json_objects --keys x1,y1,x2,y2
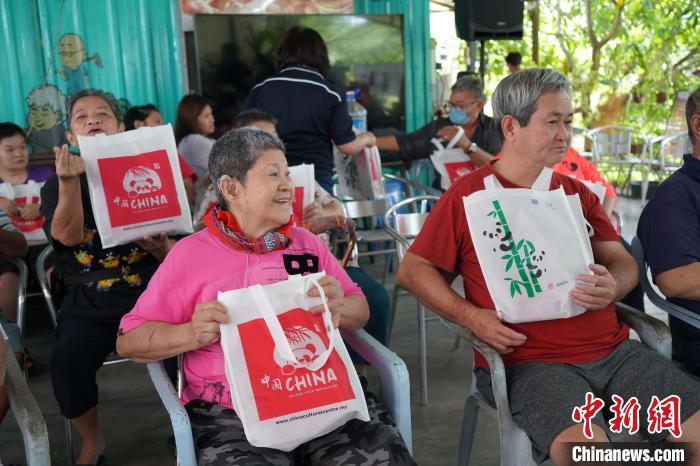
[
  {"x1": 8, "y1": 258, "x2": 28, "y2": 337},
  {"x1": 384, "y1": 195, "x2": 440, "y2": 261},
  {"x1": 342, "y1": 198, "x2": 388, "y2": 220},
  {"x1": 588, "y1": 125, "x2": 647, "y2": 162},
  {"x1": 631, "y1": 237, "x2": 700, "y2": 331},
  {"x1": 383, "y1": 172, "x2": 441, "y2": 197},
  {"x1": 35, "y1": 245, "x2": 58, "y2": 328},
  {"x1": 657, "y1": 132, "x2": 691, "y2": 172},
  {"x1": 3, "y1": 341, "x2": 51, "y2": 465}
]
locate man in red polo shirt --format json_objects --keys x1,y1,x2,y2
[{"x1": 397, "y1": 68, "x2": 700, "y2": 465}]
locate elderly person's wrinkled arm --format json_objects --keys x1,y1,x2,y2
[
  {"x1": 50, "y1": 145, "x2": 85, "y2": 246},
  {"x1": 397, "y1": 251, "x2": 526, "y2": 355},
  {"x1": 655, "y1": 263, "x2": 700, "y2": 300},
  {"x1": 117, "y1": 300, "x2": 229, "y2": 363},
  {"x1": 302, "y1": 184, "x2": 343, "y2": 224},
  {"x1": 117, "y1": 274, "x2": 368, "y2": 363}
]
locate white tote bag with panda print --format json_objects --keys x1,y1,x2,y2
[
  {"x1": 463, "y1": 167, "x2": 593, "y2": 323},
  {"x1": 79, "y1": 125, "x2": 193, "y2": 248}
]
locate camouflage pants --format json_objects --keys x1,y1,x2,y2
[{"x1": 186, "y1": 382, "x2": 415, "y2": 466}]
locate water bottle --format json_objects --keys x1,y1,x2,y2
[{"x1": 346, "y1": 89, "x2": 367, "y2": 133}]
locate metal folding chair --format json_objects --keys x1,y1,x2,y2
[
  {"x1": 587, "y1": 125, "x2": 649, "y2": 199},
  {"x1": 342, "y1": 197, "x2": 396, "y2": 283},
  {"x1": 649, "y1": 132, "x2": 692, "y2": 181},
  {"x1": 35, "y1": 244, "x2": 130, "y2": 464},
  {"x1": 384, "y1": 195, "x2": 440, "y2": 405}
]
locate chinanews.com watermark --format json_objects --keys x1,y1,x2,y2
[
  {"x1": 567, "y1": 392, "x2": 692, "y2": 464},
  {"x1": 567, "y1": 443, "x2": 689, "y2": 464}
]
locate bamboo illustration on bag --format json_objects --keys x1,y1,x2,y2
[{"x1": 486, "y1": 200, "x2": 546, "y2": 298}]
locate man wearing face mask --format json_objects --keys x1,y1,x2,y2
[{"x1": 375, "y1": 75, "x2": 501, "y2": 189}]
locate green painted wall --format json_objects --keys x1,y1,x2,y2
[{"x1": 0, "y1": 0, "x2": 185, "y2": 154}]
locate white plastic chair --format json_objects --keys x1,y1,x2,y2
[
  {"x1": 632, "y1": 236, "x2": 700, "y2": 333},
  {"x1": 442, "y1": 303, "x2": 671, "y2": 465},
  {"x1": 587, "y1": 125, "x2": 649, "y2": 198},
  {"x1": 8, "y1": 258, "x2": 28, "y2": 338},
  {"x1": 147, "y1": 328, "x2": 413, "y2": 466},
  {"x1": 384, "y1": 195, "x2": 440, "y2": 405},
  {"x1": 2, "y1": 341, "x2": 51, "y2": 466}
]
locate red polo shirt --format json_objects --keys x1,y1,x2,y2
[{"x1": 409, "y1": 161, "x2": 628, "y2": 369}]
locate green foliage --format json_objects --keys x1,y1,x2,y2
[{"x1": 477, "y1": 0, "x2": 700, "y2": 136}]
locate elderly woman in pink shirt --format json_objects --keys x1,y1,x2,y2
[{"x1": 116, "y1": 127, "x2": 414, "y2": 466}]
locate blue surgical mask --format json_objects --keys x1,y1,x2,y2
[{"x1": 448, "y1": 107, "x2": 469, "y2": 125}]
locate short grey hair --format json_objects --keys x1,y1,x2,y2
[
  {"x1": 451, "y1": 76, "x2": 485, "y2": 101},
  {"x1": 66, "y1": 89, "x2": 122, "y2": 126},
  {"x1": 208, "y1": 127, "x2": 286, "y2": 208},
  {"x1": 492, "y1": 68, "x2": 571, "y2": 138}
]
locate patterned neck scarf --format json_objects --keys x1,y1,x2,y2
[{"x1": 203, "y1": 203, "x2": 293, "y2": 254}]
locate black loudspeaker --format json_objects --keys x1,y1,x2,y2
[{"x1": 455, "y1": 0, "x2": 524, "y2": 41}]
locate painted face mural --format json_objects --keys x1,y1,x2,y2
[
  {"x1": 59, "y1": 34, "x2": 86, "y2": 69},
  {"x1": 57, "y1": 33, "x2": 102, "y2": 95},
  {"x1": 24, "y1": 84, "x2": 68, "y2": 153}
]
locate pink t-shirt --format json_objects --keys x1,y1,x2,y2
[{"x1": 119, "y1": 226, "x2": 363, "y2": 409}]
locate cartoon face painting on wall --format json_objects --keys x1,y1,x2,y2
[
  {"x1": 25, "y1": 84, "x2": 68, "y2": 154},
  {"x1": 58, "y1": 33, "x2": 102, "y2": 95}
]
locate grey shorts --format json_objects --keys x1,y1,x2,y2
[
  {"x1": 476, "y1": 340, "x2": 700, "y2": 463},
  {"x1": 0, "y1": 314, "x2": 23, "y2": 354}
]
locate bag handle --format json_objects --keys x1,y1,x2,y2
[
  {"x1": 531, "y1": 167, "x2": 554, "y2": 191},
  {"x1": 249, "y1": 278, "x2": 335, "y2": 372},
  {"x1": 483, "y1": 167, "x2": 554, "y2": 191},
  {"x1": 445, "y1": 125, "x2": 465, "y2": 149},
  {"x1": 430, "y1": 125, "x2": 465, "y2": 152},
  {"x1": 430, "y1": 138, "x2": 445, "y2": 152}
]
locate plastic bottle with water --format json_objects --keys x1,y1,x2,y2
[{"x1": 346, "y1": 89, "x2": 367, "y2": 133}]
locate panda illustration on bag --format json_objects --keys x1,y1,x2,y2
[
  {"x1": 122, "y1": 166, "x2": 162, "y2": 198},
  {"x1": 272, "y1": 325, "x2": 326, "y2": 376}
]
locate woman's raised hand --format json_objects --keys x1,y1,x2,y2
[{"x1": 54, "y1": 144, "x2": 86, "y2": 180}]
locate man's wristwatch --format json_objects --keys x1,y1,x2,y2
[{"x1": 466, "y1": 142, "x2": 478, "y2": 154}]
